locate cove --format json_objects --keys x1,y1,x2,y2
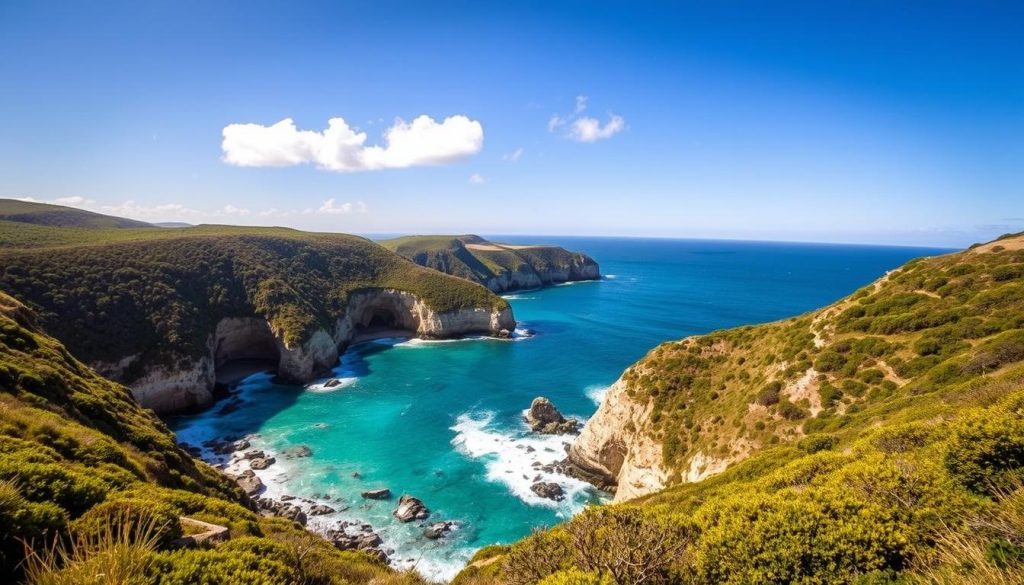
[{"x1": 168, "y1": 236, "x2": 948, "y2": 580}]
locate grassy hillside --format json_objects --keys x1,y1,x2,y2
[
  {"x1": 456, "y1": 233, "x2": 1024, "y2": 585},
  {"x1": 0, "y1": 290, "x2": 423, "y2": 584},
  {"x1": 0, "y1": 211, "x2": 507, "y2": 381},
  {"x1": 380, "y1": 234, "x2": 599, "y2": 292},
  {"x1": 0, "y1": 199, "x2": 152, "y2": 229}
]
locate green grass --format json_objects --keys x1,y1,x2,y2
[{"x1": 380, "y1": 234, "x2": 598, "y2": 291}]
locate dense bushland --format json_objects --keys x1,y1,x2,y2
[{"x1": 0, "y1": 219, "x2": 505, "y2": 379}]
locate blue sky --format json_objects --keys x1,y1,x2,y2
[{"x1": 0, "y1": 1, "x2": 1021, "y2": 247}]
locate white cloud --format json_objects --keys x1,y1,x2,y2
[
  {"x1": 18, "y1": 196, "x2": 95, "y2": 206},
  {"x1": 99, "y1": 201, "x2": 204, "y2": 220},
  {"x1": 468, "y1": 173, "x2": 485, "y2": 184},
  {"x1": 317, "y1": 198, "x2": 367, "y2": 215},
  {"x1": 502, "y1": 147, "x2": 524, "y2": 162},
  {"x1": 223, "y1": 204, "x2": 251, "y2": 216},
  {"x1": 548, "y1": 96, "x2": 626, "y2": 143},
  {"x1": 221, "y1": 114, "x2": 484, "y2": 172},
  {"x1": 567, "y1": 114, "x2": 625, "y2": 143}
]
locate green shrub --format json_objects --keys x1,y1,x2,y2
[
  {"x1": 72, "y1": 498, "x2": 182, "y2": 549},
  {"x1": 945, "y1": 394, "x2": 1024, "y2": 494}
]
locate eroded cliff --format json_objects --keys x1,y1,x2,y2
[{"x1": 381, "y1": 235, "x2": 601, "y2": 293}]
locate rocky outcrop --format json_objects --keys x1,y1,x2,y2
[
  {"x1": 483, "y1": 252, "x2": 600, "y2": 293},
  {"x1": 393, "y1": 495, "x2": 430, "y2": 522},
  {"x1": 525, "y1": 397, "x2": 579, "y2": 434},
  {"x1": 383, "y1": 235, "x2": 601, "y2": 294},
  {"x1": 361, "y1": 488, "x2": 391, "y2": 500},
  {"x1": 567, "y1": 378, "x2": 668, "y2": 502},
  {"x1": 530, "y1": 481, "x2": 565, "y2": 501},
  {"x1": 104, "y1": 288, "x2": 514, "y2": 414}
]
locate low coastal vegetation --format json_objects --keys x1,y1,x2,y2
[
  {"x1": 0, "y1": 201, "x2": 507, "y2": 384},
  {"x1": 457, "y1": 232, "x2": 1024, "y2": 584},
  {"x1": 380, "y1": 234, "x2": 599, "y2": 292},
  {"x1": 0, "y1": 290, "x2": 425, "y2": 584}
]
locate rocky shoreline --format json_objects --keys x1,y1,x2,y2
[
  {"x1": 184, "y1": 432, "x2": 464, "y2": 565},
  {"x1": 177, "y1": 382, "x2": 605, "y2": 576}
]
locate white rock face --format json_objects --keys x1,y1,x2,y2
[
  {"x1": 568, "y1": 378, "x2": 668, "y2": 502},
  {"x1": 103, "y1": 288, "x2": 514, "y2": 413},
  {"x1": 484, "y1": 254, "x2": 600, "y2": 293}
]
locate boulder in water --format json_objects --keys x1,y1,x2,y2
[
  {"x1": 250, "y1": 456, "x2": 276, "y2": 470},
  {"x1": 424, "y1": 521, "x2": 456, "y2": 539},
  {"x1": 393, "y1": 495, "x2": 430, "y2": 522},
  {"x1": 525, "y1": 397, "x2": 579, "y2": 434},
  {"x1": 361, "y1": 488, "x2": 391, "y2": 500},
  {"x1": 530, "y1": 481, "x2": 565, "y2": 501}
]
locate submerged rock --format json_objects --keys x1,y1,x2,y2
[
  {"x1": 393, "y1": 495, "x2": 430, "y2": 522},
  {"x1": 282, "y1": 445, "x2": 313, "y2": 458},
  {"x1": 361, "y1": 488, "x2": 391, "y2": 500},
  {"x1": 525, "y1": 397, "x2": 579, "y2": 434},
  {"x1": 424, "y1": 521, "x2": 456, "y2": 539},
  {"x1": 530, "y1": 481, "x2": 565, "y2": 501}
]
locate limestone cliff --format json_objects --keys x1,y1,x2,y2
[
  {"x1": 381, "y1": 235, "x2": 601, "y2": 293},
  {"x1": 102, "y1": 288, "x2": 515, "y2": 413},
  {"x1": 568, "y1": 378, "x2": 668, "y2": 502}
]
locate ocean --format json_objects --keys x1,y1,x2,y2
[{"x1": 168, "y1": 236, "x2": 947, "y2": 580}]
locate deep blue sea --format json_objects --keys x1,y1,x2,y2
[{"x1": 169, "y1": 237, "x2": 947, "y2": 579}]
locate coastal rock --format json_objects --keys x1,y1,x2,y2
[
  {"x1": 282, "y1": 445, "x2": 313, "y2": 458},
  {"x1": 243, "y1": 449, "x2": 266, "y2": 460},
  {"x1": 393, "y1": 495, "x2": 430, "y2": 522},
  {"x1": 525, "y1": 397, "x2": 579, "y2": 434},
  {"x1": 309, "y1": 504, "x2": 336, "y2": 516},
  {"x1": 530, "y1": 481, "x2": 565, "y2": 501},
  {"x1": 568, "y1": 378, "x2": 668, "y2": 501},
  {"x1": 324, "y1": 378, "x2": 342, "y2": 388},
  {"x1": 234, "y1": 470, "x2": 264, "y2": 496},
  {"x1": 250, "y1": 456, "x2": 275, "y2": 470},
  {"x1": 424, "y1": 521, "x2": 456, "y2": 539},
  {"x1": 100, "y1": 291, "x2": 515, "y2": 415},
  {"x1": 361, "y1": 488, "x2": 391, "y2": 500}
]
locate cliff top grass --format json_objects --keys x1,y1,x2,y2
[
  {"x1": 380, "y1": 234, "x2": 597, "y2": 287},
  {"x1": 0, "y1": 203, "x2": 508, "y2": 375},
  {"x1": 0, "y1": 198, "x2": 153, "y2": 229},
  {"x1": 457, "y1": 233, "x2": 1024, "y2": 585},
  {"x1": 0, "y1": 289, "x2": 424, "y2": 584}
]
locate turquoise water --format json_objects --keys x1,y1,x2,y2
[{"x1": 169, "y1": 237, "x2": 946, "y2": 579}]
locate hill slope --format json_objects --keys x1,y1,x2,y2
[
  {"x1": 0, "y1": 205, "x2": 514, "y2": 413},
  {"x1": 0, "y1": 198, "x2": 153, "y2": 229},
  {"x1": 381, "y1": 235, "x2": 600, "y2": 292},
  {"x1": 0, "y1": 289, "x2": 424, "y2": 584},
  {"x1": 456, "y1": 233, "x2": 1024, "y2": 585}
]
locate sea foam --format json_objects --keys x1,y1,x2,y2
[{"x1": 450, "y1": 411, "x2": 601, "y2": 514}]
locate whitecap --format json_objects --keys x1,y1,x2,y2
[
  {"x1": 450, "y1": 412, "x2": 602, "y2": 513},
  {"x1": 306, "y1": 350, "x2": 363, "y2": 392},
  {"x1": 585, "y1": 384, "x2": 610, "y2": 405}
]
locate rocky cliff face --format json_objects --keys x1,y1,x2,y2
[
  {"x1": 484, "y1": 252, "x2": 601, "y2": 293},
  {"x1": 382, "y1": 235, "x2": 601, "y2": 294},
  {"x1": 104, "y1": 288, "x2": 515, "y2": 414},
  {"x1": 568, "y1": 378, "x2": 668, "y2": 502}
]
